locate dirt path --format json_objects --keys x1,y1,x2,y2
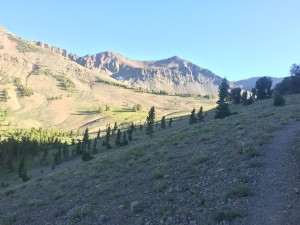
[{"x1": 245, "y1": 122, "x2": 300, "y2": 225}]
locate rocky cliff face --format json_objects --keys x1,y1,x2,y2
[{"x1": 33, "y1": 41, "x2": 222, "y2": 96}]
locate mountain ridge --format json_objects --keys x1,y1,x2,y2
[{"x1": 33, "y1": 40, "x2": 222, "y2": 96}]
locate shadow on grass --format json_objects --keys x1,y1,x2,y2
[{"x1": 72, "y1": 110, "x2": 100, "y2": 115}]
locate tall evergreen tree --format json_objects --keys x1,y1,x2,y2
[
  {"x1": 215, "y1": 78, "x2": 231, "y2": 119},
  {"x1": 128, "y1": 123, "x2": 134, "y2": 141},
  {"x1": 197, "y1": 106, "x2": 204, "y2": 122},
  {"x1": 113, "y1": 122, "x2": 118, "y2": 134},
  {"x1": 115, "y1": 129, "x2": 121, "y2": 146},
  {"x1": 121, "y1": 132, "x2": 129, "y2": 146},
  {"x1": 229, "y1": 87, "x2": 242, "y2": 104},
  {"x1": 63, "y1": 141, "x2": 68, "y2": 159},
  {"x1": 161, "y1": 116, "x2": 166, "y2": 128},
  {"x1": 189, "y1": 108, "x2": 197, "y2": 124},
  {"x1": 83, "y1": 127, "x2": 89, "y2": 143},
  {"x1": 18, "y1": 157, "x2": 29, "y2": 182},
  {"x1": 97, "y1": 128, "x2": 101, "y2": 139},
  {"x1": 76, "y1": 139, "x2": 82, "y2": 155},
  {"x1": 92, "y1": 139, "x2": 98, "y2": 154},
  {"x1": 105, "y1": 125, "x2": 111, "y2": 149},
  {"x1": 146, "y1": 106, "x2": 155, "y2": 136}
]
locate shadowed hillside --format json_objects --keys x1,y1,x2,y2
[{"x1": 1, "y1": 93, "x2": 299, "y2": 225}]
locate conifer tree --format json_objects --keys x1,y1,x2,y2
[
  {"x1": 146, "y1": 106, "x2": 155, "y2": 136},
  {"x1": 197, "y1": 106, "x2": 204, "y2": 122},
  {"x1": 76, "y1": 139, "x2": 82, "y2": 155},
  {"x1": 161, "y1": 116, "x2": 166, "y2": 128},
  {"x1": 93, "y1": 139, "x2": 98, "y2": 154},
  {"x1": 121, "y1": 132, "x2": 129, "y2": 146},
  {"x1": 97, "y1": 128, "x2": 101, "y2": 139},
  {"x1": 229, "y1": 87, "x2": 242, "y2": 104},
  {"x1": 18, "y1": 157, "x2": 30, "y2": 182},
  {"x1": 71, "y1": 138, "x2": 75, "y2": 146},
  {"x1": 115, "y1": 129, "x2": 121, "y2": 146},
  {"x1": 128, "y1": 123, "x2": 134, "y2": 141},
  {"x1": 106, "y1": 125, "x2": 111, "y2": 149},
  {"x1": 63, "y1": 141, "x2": 68, "y2": 159},
  {"x1": 215, "y1": 78, "x2": 231, "y2": 119},
  {"x1": 189, "y1": 108, "x2": 197, "y2": 124},
  {"x1": 169, "y1": 118, "x2": 173, "y2": 127},
  {"x1": 87, "y1": 139, "x2": 91, "y2": 151},
  {"x1": 83, "y1": 127, "x2": 89, "y2": 143},
  {"x1": 113, "y1": 122, "x2": 118, "y2": 134},
  {"x1": 82, "y1": 127, "x2": 89, "y2": 151}
]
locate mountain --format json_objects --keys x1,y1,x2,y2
[
  {"x1": 233, "y1": 77, "x2": 284, "y2": 91},
  {"x1": 0, "y1": 26, "x2": 213, "y2": 131},
  {"x1": 34, "y1": 41, "x2": 223, "y2": 96}
]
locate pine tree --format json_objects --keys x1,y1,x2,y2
[
  {"x1": 83, "y1": 127, "x2": 89, "y2": 143},
  {"x1": 87, "y1": 139, "x2": 91, "y2": 151},
  {"x1": 18, "y1": 157, "x2": 29, "y2": 182},
  {"x1": 115, "y1": 129, "x2": 121, "y2": 146},
  {"x1": 93, "y1": 139, "x2": 98, "y2": 154},
  {"x1": 121, "y1": 132, "x2": 129, "y2": 146},
  {"x1": 76, "y1": 139, "x2": 82, "y2": 154},
  {"x1": 197, "y1": 106, "x2": 204, "y2": 122},
  {"x1": 229, "y1": 87, "x2": 242, "y2": 104},
  {"x1": 82, "y1": 127, "x2": 89, "y2": 151},
  {"x1": 106, "y1": 125, "x2": 111, "y2": 149},
  {"x1": 63, "y1": 141, "x2": 68, "y2": 159},
  {"x1": 169, "y1": 118, "x2": 173, "y2": 127},
  {"x1": 128, "y1": 123, "x2": 134, "y2": 141},
  {"x1": 189, "y1": 108, "x2": 197, "y2": 124},
  {"x1": 215, "y1": 78, "x2": 231, "y2": 119},
  {"x1": 146, "y1": 106, "x2": 155, "y2": 136},
  {"x1": 113, "y1": 122, "x2": 118, "y2": 134},
  {"x1": 97, "y1": 129, "x2": 101, "y2": 139},
  {"x1": 161, "y1": 116, "x2": 166, "y2": 128}
]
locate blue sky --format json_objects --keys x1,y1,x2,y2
[{"x1": 1, "y1": 0, "x2": 299, "y2": 80}]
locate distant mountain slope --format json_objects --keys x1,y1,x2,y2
[
  {"x1": 233, "y1": 77, "x2": 284, "y2": 91},
  {"x1": 0, "y1": 26, "x2": 214, "y2": 131},
  {"x1": 34, "y1": 42, "x2": 223, "y2": 96}
]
